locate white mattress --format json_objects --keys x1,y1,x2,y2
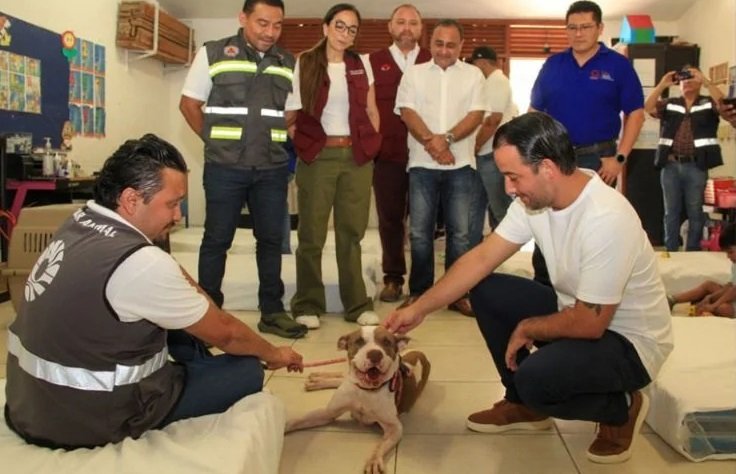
[
  {"x1": 0, "y1": 380, "x2": 286, "y2": 473},
  {"x1": 171, "y1": 228, "x2": 381, "y2": 312},
  {"x1": 645, "y1": 317, "x2": 736, "y2": 461}
]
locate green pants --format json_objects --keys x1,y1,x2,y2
[{"x1": 291, "y1": 147, "x2": 374, "y2": 321}]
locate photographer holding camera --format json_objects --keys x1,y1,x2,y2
[{"x1": 645, "y1": 66, "x2": 724, "y2": 252}]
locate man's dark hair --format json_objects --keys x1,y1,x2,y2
[
  {"x1": 566, "y1": 1, "x2": 602, "y2": 24},
  {"x1": 719, "y1": 223, "x2": 736, "y2": 249},
  {"x1": 433, "y1": 19, "x2": 464, "y2": 40},
  {"x1": 243, "y1": 0, "x2": 284, "y2": 14},
  {"x1": 493, "y1": 112, "x2": 577, "y2": 175},
  {"x1": 94, "y1": 134, "x2": 188, "y2": 210}
]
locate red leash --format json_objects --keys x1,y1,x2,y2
[{"x1": 302, "y1": 357, "x2": 347, "y2": 368}]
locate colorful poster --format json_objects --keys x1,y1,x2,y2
[
  {"x1": 69, "y1": 70, "x2": 80, "y2": 102},
  {"x1": 68, "y1": 37, "x2": 104, "y2": 136},
  {"x1": 94, "y1": 107, "x2": 105, "y2": 136},
  {"x1": 69, "y1": 103, "x2": 82, "y2": 136},
  {"x1": 94, "y1": 76, "x2": 104, "y2": 106},
  {"x1": 81, "y1": 72, "x2": 93, "y2": 104},
  {"x1": 0, "y1": 51, "x2": 41, "y2": 114},
  {"x1": 24, "y1": 75, "x2": 40, "y2": 113},
  {"x1": 94, "y1": 44, "x2": 105, "y2": 75},
  {"x1": 81, "y1": 105, "x2": 93, "y2": 135}
]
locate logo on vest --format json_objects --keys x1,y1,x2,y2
[
  {"x1": 25, "y1": 240, "x2": 64, "y2": 302},
  {"x1": 349, "y1": 69, "x2": 365, "y2": 76},
  {"x1": 380, "y1": 63, "x2": 391, "y2": 72},
  {"x1": 224, "y1": 45, "x2": 239, "y2": 57}
]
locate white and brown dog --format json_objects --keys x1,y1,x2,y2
[{"x1": 286, "y1": 325, "x2": 431, "y2": 474}]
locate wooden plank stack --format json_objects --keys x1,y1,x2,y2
[{"x1": 116, "y1": 1, "x2": 194, "y2": 64}]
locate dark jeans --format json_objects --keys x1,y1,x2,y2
[
  {"x1": 408, "y1": 166, "x2": 479, "y2": 295},
  {"x1": 470, "y1": 273, "x2": 651, "y2": 425},
  {"x1": 661, "y1": 161, "x2": 707, "y2": 251},
  {"x1": 159, "y1": 331, "x2": 264, "y2": 427},
  {"x1": 198, "y1": 162, "x2": 287, "y2": 314},
  {"x1": 373, "y1": 159, "x2": 409, "y2": 285}
]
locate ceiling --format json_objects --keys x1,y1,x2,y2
[{"x1": 158, "y1": 0, "x2": 696, "y2": 21}]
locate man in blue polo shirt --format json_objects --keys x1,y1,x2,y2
[
  {"x1": 530, "y1": 0, "x2": 644, "y2": 185},
  {"x1": 529, "y1": 0, "x2": 644, "y2": 286}
]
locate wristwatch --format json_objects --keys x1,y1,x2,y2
[
  {"x1": 615, "y1": 153, "x2": 626, "y2": 164},
  {"x1": 444, "y1": 132, "x2": 456, "y2": 145}
]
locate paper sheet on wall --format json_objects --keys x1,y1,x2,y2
[
  {"x1": 633, "y1": 58, "x2": 657, "y2": 87},
  {"x1": 635, "y1": 116, "x2": 660, "y2": 149}
]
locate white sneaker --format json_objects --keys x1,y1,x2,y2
[
  {"x1": 356, "y1": 311, "x2": 380, "y2": 326},
  {"x1": 295, "y1": 315, "x2": 320, "y2": 329}
]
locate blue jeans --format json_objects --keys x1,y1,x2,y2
[
  {"x1": 661, "y1": 161, "x2": 707, "y2": 251},
  {"x1": 199, "y1": 162, "x2": 288, "y2": 314},
  {"x1": 408, "y1": 166, "x2": 479, "y2": 295},
  {"x1": 159, "y1": 331, "x2": 264, "y2": 427},
  {"x1": 470, "y1": 274, "x2": 651, "y2": 425},
  {"x1": 475, "y1": 152, "x2": 513, "y2": 230}
]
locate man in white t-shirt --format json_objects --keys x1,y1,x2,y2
[
  {"x1": 5, "y1": 134, "x2": 303, "y2": 448},
  {"x1": 469, "y1": 46, "x2": 515, "y2": 239},
  {"x1": 384, "y1": 112, "x2": 673, "y2": 464},
  {"x1": 395, "y1": 19, "x2": 487, "y2": 317}
]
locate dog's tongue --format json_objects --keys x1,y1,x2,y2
[{"x1": 366, "y1": 367, "x2": 382, "y2": 381}]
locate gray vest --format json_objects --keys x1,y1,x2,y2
[
  {"x1": 5, "y1": 207, "x2": 185, "y2": 449},
  {"x1": 203, "y1": 29, "x2": 295, "y2": 169}
]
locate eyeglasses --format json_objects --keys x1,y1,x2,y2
[
  {"x1": 565, "y1": 23, "x2": 597, "y2": 33},
  {"x1": 334, "y1": 20, "x2": 359, "y2": 37}
]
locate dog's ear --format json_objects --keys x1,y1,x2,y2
[
  {"x1": 395, "y1": 334, "x2": 410, "y2": 351},
  {"x1": 337, "y1": 334, "x2": 350, "y2": 351}
]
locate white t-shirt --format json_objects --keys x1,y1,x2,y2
[
  {"x1": 495, "y1": 172, "x2": 673, "y2": 379},
  {"x1": 476, "y1": 69, "x2": 514, "y2": 156},
  {"x1": 87, "y1": 202, "x2": 209, "y2": 330},
  {"x1": 395, "y1": 59, "x2": 488, "y2": 170},
  {"x1": 285, "y1": 54, "x2": 374, "y2": 136},
  {"x1": 181, "y1": 46, "x2": 211, "y2": 101},
  {"x1": 388, "y1": 43, "x2": 420, "y2": 73}
]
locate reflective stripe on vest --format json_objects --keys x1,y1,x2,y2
[
  {"x1": 691, "y1": 102, "x2": 714, "y2": 113},
  {"x1": 210, "y1": 126, "x2": 243, "y2": 140},
  {"x1": 694, "y1": 137, "x2": 718, "y2": 147},
  {"x1": 8, "y1": 331, "x2": 168, "y2": 392},
  {"x1": 209, "y1": 60, "x2": 258, "y2": 77},
  {"x1": 205, "y1": 106, "x2": 249, "y2": 115},
  {"x1": 263, "y1": 65, "x2": 294, "y2": 81},
  {"x1": 261, "y1": 109, "x2": 284, "y2": 118},
  {"x1": 658, "y1": 138, "x2": 674, "y2": 147},
  {"x1": 665, "y1": 103, "x2": 687, "y2": 114},
  {"x1": 271, "y1": 129, "x2": 287, "y2": 142},
  {"x1": 209, "y1": 61, "x2": 293, "y2": 82}
]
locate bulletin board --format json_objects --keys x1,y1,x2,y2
[{"x1": 0, "y1": 12, "x2": 69, "y2": 148}]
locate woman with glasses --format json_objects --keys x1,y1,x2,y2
[{"x1": 285, "y1": 3, "x2": 381, "y2": 329}]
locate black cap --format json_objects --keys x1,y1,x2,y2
[{"x1": 470, "y1": 46, "x2": 497, "y2": 62}]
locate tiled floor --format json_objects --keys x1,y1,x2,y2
[{"x1": 1, "y1": 295, "x2": 735, "y2": 473}]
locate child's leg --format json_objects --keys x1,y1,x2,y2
[{"x1": 672, "y1": 280, "x2": 724, "y2": 304}]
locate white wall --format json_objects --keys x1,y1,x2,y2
[{"x1": 3, "y1": 0, "x2": 177, "y2": 180}]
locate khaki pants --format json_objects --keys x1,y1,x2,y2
[{"x1": 291, "y1": 147, "x2": 374, "y2": 320}]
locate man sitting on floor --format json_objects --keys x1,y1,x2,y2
[
  {"x1": 5, "y1": 134, "x2": 303, "y2": 449},
  {"x1": 384, "y1": 112, "x2": 673, "y2": 464}
]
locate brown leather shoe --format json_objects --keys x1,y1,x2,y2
[
  {"x1": 587, "y1": 390, "x2": 649, "y2": 464},
  {"x1": 398, "y1": 295, "x2": 419, "y2": 309},
  {"x1": 466, "y1": 399, "x2": 553, "y2": 433},
  {"x1": 379, "y1": 281, "x2": 403, "y2": 302},
  {"x1": 448, "y1": 297, "x2": 475, "y2": 317}
]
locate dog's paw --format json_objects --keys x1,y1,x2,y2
[{"x1": 364, "y1": 455, "x2": 385, "y2": 474}]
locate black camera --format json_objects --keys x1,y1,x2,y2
[{"x1": 674, "y1": 69, "x2": 693, "y2": 82}]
